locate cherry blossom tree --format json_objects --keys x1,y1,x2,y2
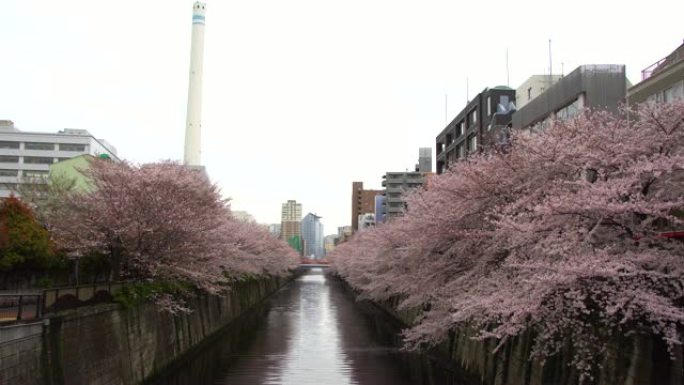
[
  {"x1": 331, "y1": 101, "x2": 684, "y2": 380},
  {"x1": 48, "y1": 160, "x2": 298, "y2": 295}
]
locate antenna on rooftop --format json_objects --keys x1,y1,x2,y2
[
  {"x1": 466, "y1": 77, "x2": 469, "y2": 103},
  {"x1": 506, "y1": 48, "x2": 510, "y2": 87},
  {"x1": 548, "y1": 39, "x2": 553, "y2": 87}
]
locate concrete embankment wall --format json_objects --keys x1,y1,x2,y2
[
  {"x1": 338, "y1": 276, "x2": 684, "y2": 385},
  {"x1": 1, "y1": 276, "x2": 286, "y2": 385}
]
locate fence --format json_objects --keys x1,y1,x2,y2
[
  {"x1": 0, "y1": 293, "x2": 43, "y2": 324},
  {"x1": 0, "y1": 281, "x2": 132, "y2": 325}
]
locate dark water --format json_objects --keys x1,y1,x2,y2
[{"x1": 149, "y1": 269, "x2": 471, "y2": 385}]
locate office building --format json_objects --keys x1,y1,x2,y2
[
  {"x1": 301, "y1": 213, "x2": 324, "y2": 259},
  {"x1": 628, "y1": 41, "x2": 684, "y2": 105},
  {"x1": 0, "y1": 121, "x2": 118, "y2": 197},
  {"x1": 436, "y1": 86, "x2": 516, "y2": 174},
  {"x1": 351, "y1": 182, "x2": 382, "y2": 232},
  {"x1": 382, "y1": 171, "x2": 426, "y2": 218},
  {"x1": 280, "y1": 200, "x2": 302, "y2": 252},
  {"x1": 374, "y1": 194, "x2": 386, "y2": 224}
]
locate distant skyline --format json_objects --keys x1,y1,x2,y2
[{"x1": 1, "y1": 0, "x2": 682, "y2": 231}]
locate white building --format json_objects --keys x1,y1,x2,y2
[
  {"x1": 0, "y1": 120, "x2": 118, "y2": 197},
  {"x1": 358, "y1": 213, "x2": 375, "y2": 231},
  {"x1": 515, "y1": 74, "x2": 563, "y2": 109}
]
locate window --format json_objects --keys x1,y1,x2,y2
[
  {"x1": 528, "y1": 87, "x2": 532, "y2": 100},
  {"x1": 556, "y1": 98, "x2": 581, "y2": 121},
  {"x1": 471, "y1": 110, "x2": 477, "y2": 123},
  {"x1": 59, "y1": 143, "x2": 86, "y2": 152},
  {"x1": 458, "y1": 144, "x2": 465, "y2": 159},
  {"x1": 498, "y1": 95, "x2": 510, "y2": 113},
  {"x1": 487, "y1": 96, "x2": 491, "y2": 116},
  {"x1": 0, "y1": 169, "x2": 18, "y2": 177},
  {"x1": 23, "y1": 156, "x2": 54, "y2": 164},
  {"x1": 457, "y1": 121, "x2": 464, "y2": 136},
  {"x1": 0, "y1": 141, "x2": 19, "y2": 149},
  {"x1": 446, "y1": 134, "x2": 453, "y2": 145},
  {"x1": 22, "y1": 170, "x2": 48, "y2": 178},
  {"x1": 468, "y1": 135, "x2": 478, "y2": 152},
  {"x1": 25, "y1": 142, "x2": 55, "y2": 150},
  {"x1": 0, "y1": 156, "x2": 19, "y2": 163}
]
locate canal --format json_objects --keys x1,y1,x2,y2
[{"x1": 149, "y1": 269, "x2": 471, "y2": 385}]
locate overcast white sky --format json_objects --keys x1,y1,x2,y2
[{"x1": 1, "y1": 0, "x2": 682, "y2": 232}]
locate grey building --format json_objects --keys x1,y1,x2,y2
[
  {"x1": 301, "y1": 213, "x2": 324, "y2": 259},
  {"x1": 512, "y1": 65, "x2": 628, "y2": 130},
  {"x1": 416, "y1": 147, "x2": 432, "y2": 173},
  {"x1": 628, "y1": 42, "x2": 684, "y2": 105},
  {"x1": 436, "y1": 86, "x2": 516, "y2": 174},
  {"x1": 0, "y1": 121, "x2": 119, "y2": 197},
  {"x1": 382, "y1": 171, "x2": 426, "y2": 218}
]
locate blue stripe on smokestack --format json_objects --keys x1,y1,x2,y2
[{"x1": 192, "y1": 15, "x2": 205, "y2": 24}]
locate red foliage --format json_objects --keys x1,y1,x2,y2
[{"x1": 331, "y1": 102, "x2": 684, "y2": 380}]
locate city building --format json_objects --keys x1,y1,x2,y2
[
  {"x1": 301, "y1": 213, "x2": 324, "y2": 259},
  {"x1": 324, "y1": 234, "x2": 337, "y2": 254},
  {"x1": 436, "y1": 86, "x2": 516, "y2": 174},
  {"x1": 382, "y1": 171, "x2": 426, "y2": 218},
  {"x1": 515, "y1": 74, "x2": 563, "y2": 109},
  {"x1": 512, "y1": 65, "x2": 628, "y2": 131},
  {"x1": 0, "y1": 121, "x2": 119, "y2": 197},
  {"x1": 268, "y1": 223, "x2": 281, "y2": 238},
  {"x1": 628, "y1": 41, "x2": 684, "y2": 105},
  {"x1": 357, "y1": 213, "x2": 375, "y2": 230},
  {"x1": 336, "y1": 226, "x2": 352, "y2": 245},
  {"x1": 351, "y1": 181, "x2": 382, "y2": 232},
  {"x1": 280, "y1": 200, "x2": 302, "y2": 252},
  {"x1": 374, "y1": 194, "x2": 386, "y2": 224},
  {"x1": 416, "y1": 147, "x2": 432, "y2": 173}
]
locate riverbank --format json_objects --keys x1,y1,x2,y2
[
  {"x1": 333, "y1": 273, "x2": 684, "y2": 385},
  {"x1": 0, "y1": 275, "x2": 289, "y2": 385}
]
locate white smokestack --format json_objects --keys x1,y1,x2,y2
[{"x1": 184, "y1": 2, "x2": 206, "y2": 166}]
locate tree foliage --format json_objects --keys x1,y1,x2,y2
[
  {"x1": 47, "y1": 160, "x2": 298, "y2": 298},
  {"x1": 330, "y1": 102, "x2": 684, "y2": 380},
  {"x1": 0, "y1": 196, "x2": 56, "y2": 270}
]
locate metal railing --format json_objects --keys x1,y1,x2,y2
[
  {"x1": 0, "y1": 281, "x2": 132, "y2": 325},
  {"x1": 0, "y1": 293, "x2": 43, "y2": 324}
]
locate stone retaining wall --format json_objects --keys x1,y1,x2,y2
[{"x1": 0, "y1": 276, "x2": 286, "y2": 385}]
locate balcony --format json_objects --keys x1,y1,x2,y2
[{"x1": 641, "y1": 44, "x2": 684, "y2": 81}]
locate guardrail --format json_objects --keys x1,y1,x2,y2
[
  {"x1": 0, "y1": 281, "x2": 134, "y2": 325},
  {"x1": 0, "y1": 293, "x2": 43, "y2": 324}
]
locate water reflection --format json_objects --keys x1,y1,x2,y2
[{"x1": 149, "y1": 269, "x2": 471, "y2": 385}]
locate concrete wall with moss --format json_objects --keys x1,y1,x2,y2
[
  {"x1": 343, "y1": 278, "x2": 684, "y2": 385},
  {"x1": 1, "y1": 276, "x2": 286, "y2": 385}
]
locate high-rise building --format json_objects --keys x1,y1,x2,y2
[
  {"x1": 0, "y1": 121, "x2": 118, "y2": 197},
  {"x1": 351, "y1": 181, "x2": 382, "y2": 232},
  {"x1": 280, "y1": 200, "x2": 302, "y2": 252},
  {"x1": 382, "y1": 171, "x2": 426, "y2": 219},
  {"x1": 301, "y1": 213, "x2": 324, "y2": 259}
]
